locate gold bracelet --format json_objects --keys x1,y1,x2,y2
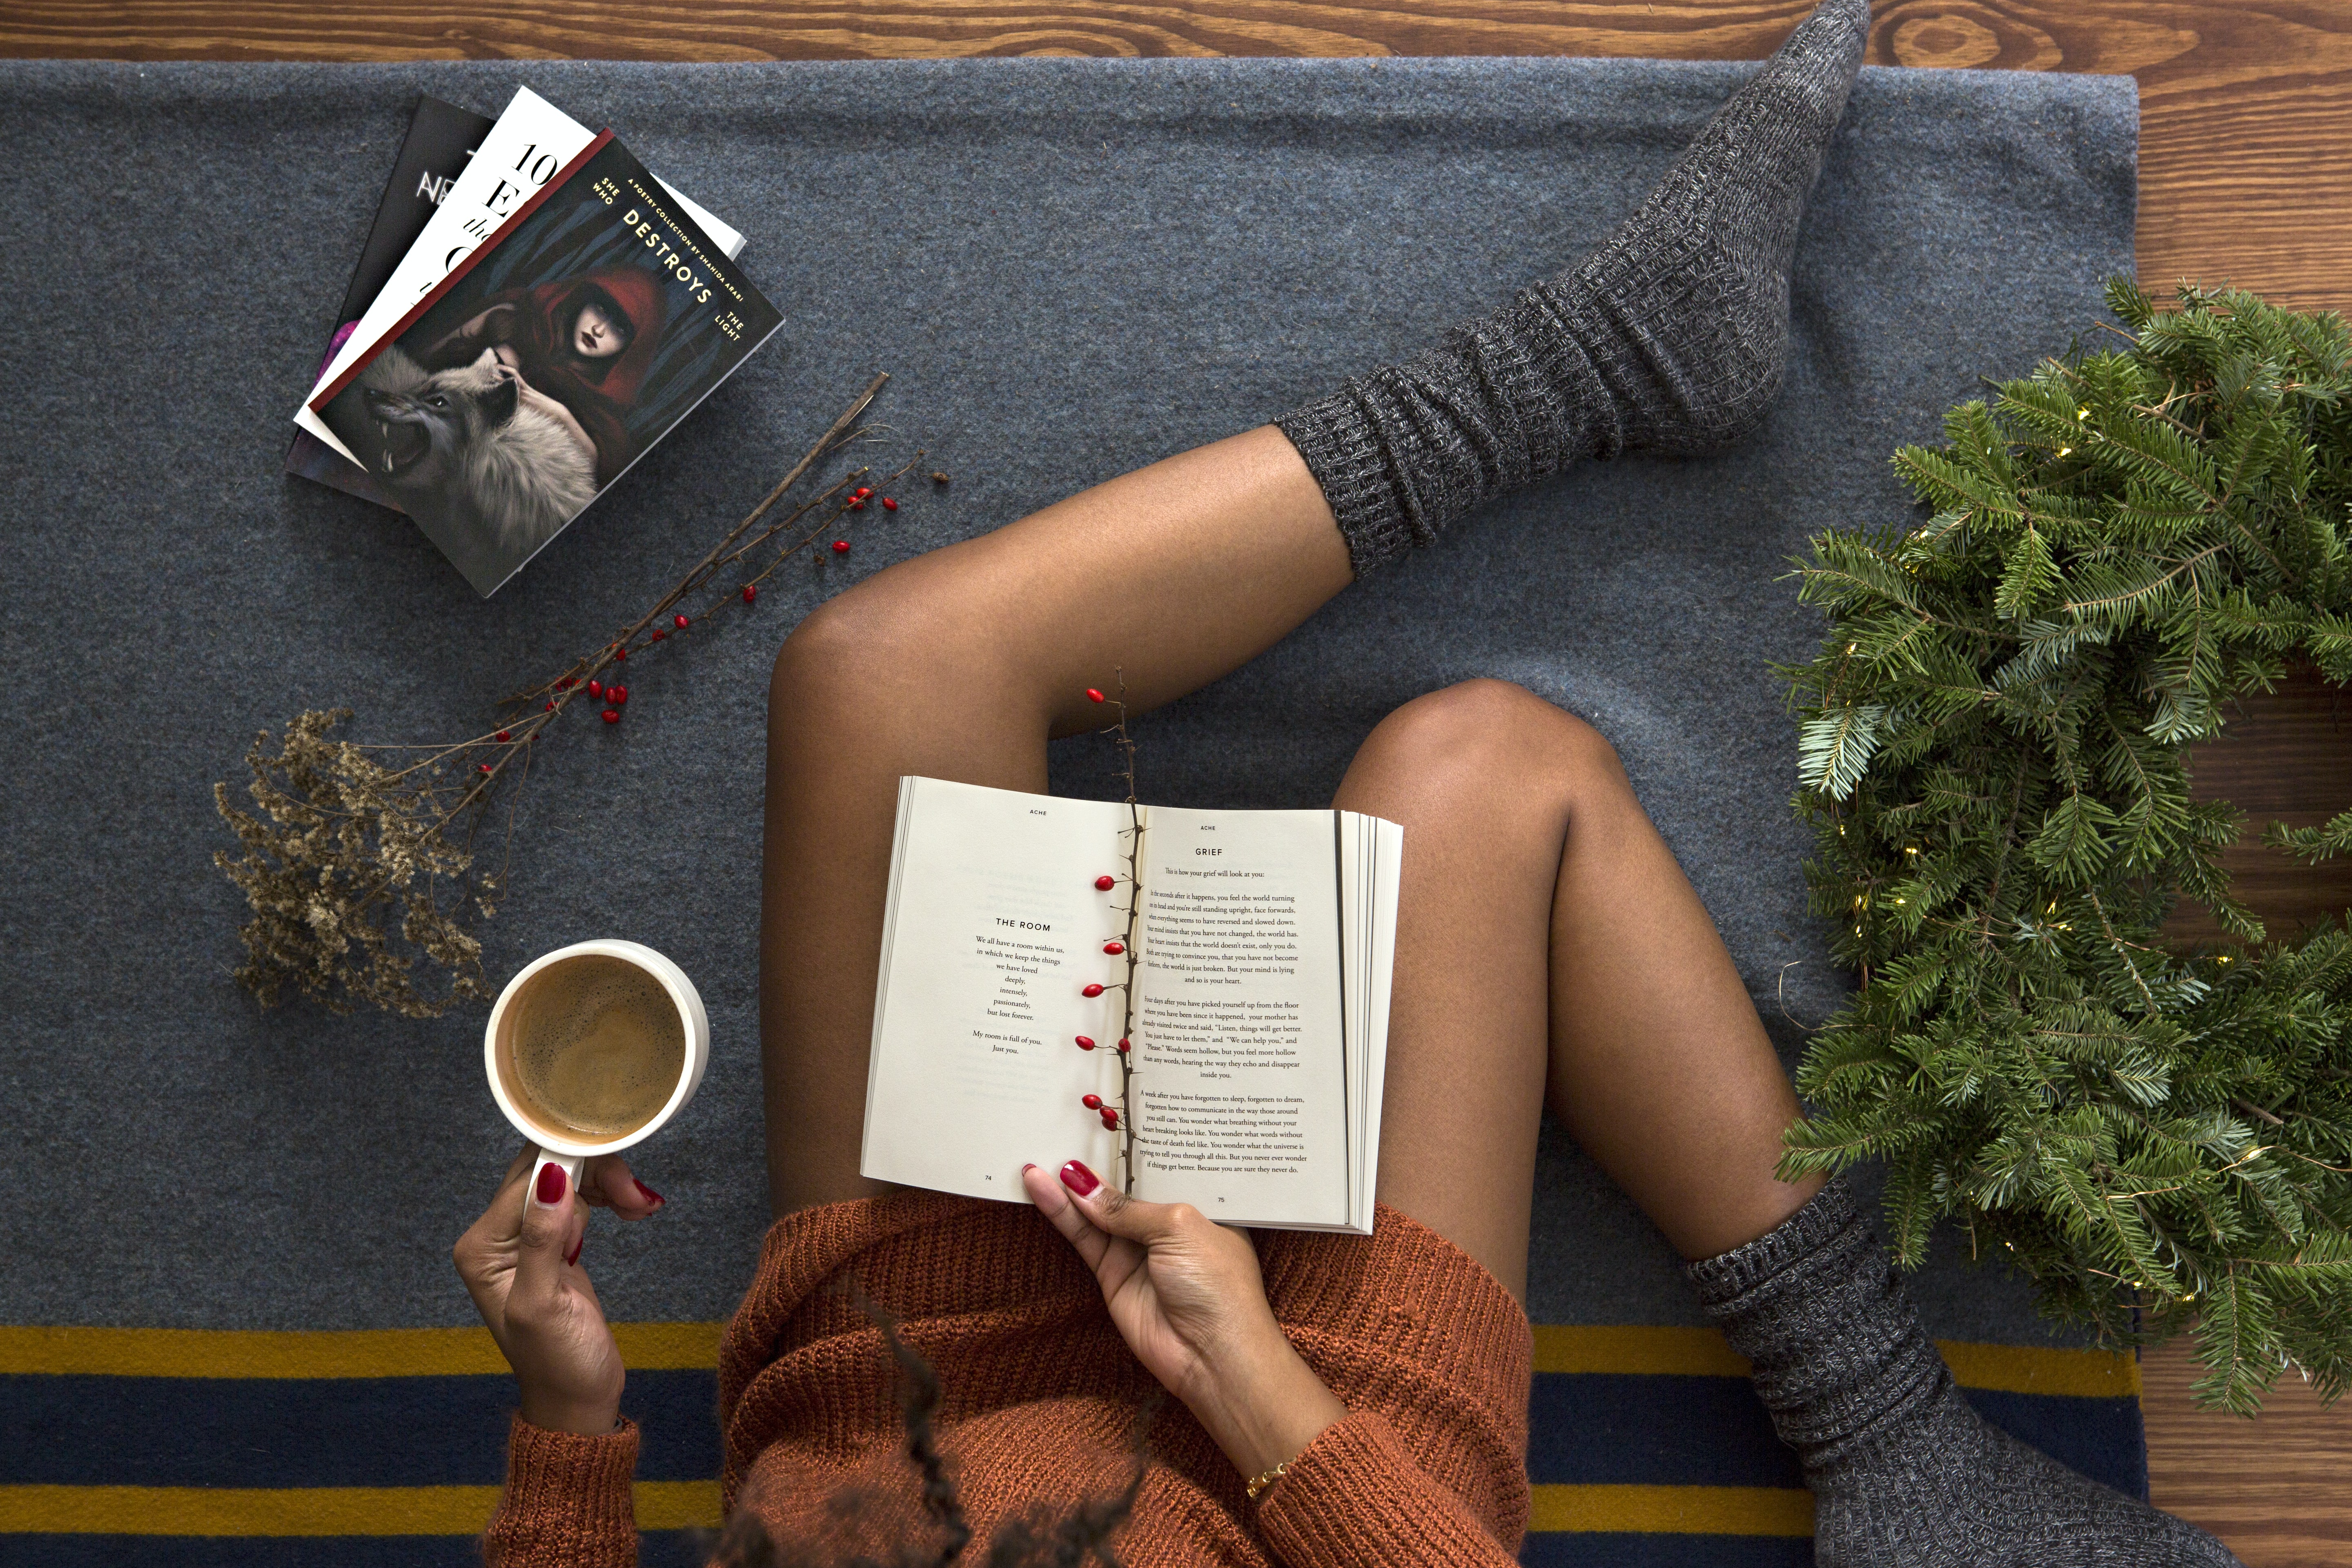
[{"x1": 1245, "y1": 1459, "x2": 1292, "y2": 1503}]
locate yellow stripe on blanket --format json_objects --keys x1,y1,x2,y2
[
  {"x1": 12, "y1": 1480, "x2": 1800, "y2": 1540},
  {"x1": 0, "y1": 1481, "x2": 723, "y2": 1535},
  {"x1": 0, "y1": 1322, "x2": 724, "y2": 1379},
  {"x1": 3, "y1": 1321, "x2": 2134, "y2": 1398},
  {"x1": 1527, "y1": 1483, "x2": 1814, "y2": 1535},
  {"x1": 1528, "y1": 1325, "x2": 2137, "y2": 1397}
]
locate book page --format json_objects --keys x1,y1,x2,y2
[
  {"x1": 1130, "y1": 806, "x2": 1351, "y2": 1227},
  {"x1": 861, "y1": 778, "x2": 1134, "y2": 1201},
  {"x1": 1343, "y1": 813, "x2": 1403, "y2": 1233}
]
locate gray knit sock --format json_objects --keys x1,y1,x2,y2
[
  {"x1": 1275, "y1": 0, "x2": 1868, "y2": 576},
  {"x1": 1686, "y1": 1177, "x2": 2242, "y2": 1567}
]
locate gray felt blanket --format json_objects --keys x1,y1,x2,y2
[{"x1": 0, "y1": 58, "x2": 2134, "y2": 1348}]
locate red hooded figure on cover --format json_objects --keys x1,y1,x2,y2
[{"x1": 420, "y1": 268, "x2": 668, "y2": 488}]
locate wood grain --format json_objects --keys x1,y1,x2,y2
[
  {"x1": 2144, "y1": 1333, "x2": 2352, "y2": 1566},
  {"x1": 4, "y1": 0, "x2": 2348, "y2": 1556},
  {"x1": 2164, "y1": 663, "x2": 2352, "y2": 951}
]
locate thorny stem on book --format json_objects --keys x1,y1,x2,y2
[{"x1": 1106, "y1": 673, "x2": 1147, "y2": 1190}]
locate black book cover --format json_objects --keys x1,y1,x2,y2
[
  {"x1": 285, "y1": 94, "x2": 495, "y2": 508},
  {"x1": 311, "y1": 132, "x2": 785, "y2": 597}
]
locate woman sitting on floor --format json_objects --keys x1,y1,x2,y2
[{"x1": 452, "y1": 4, "x2": 2239, "y2": 1563}]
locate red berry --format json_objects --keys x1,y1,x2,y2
[
  {"x1": 495, "y1": 730, "x2": 512, "y2": 743},
  {"x1": 1086, "y1": 688, "x2": 1105, "y2": 703},
  {"x1": 602, "y1": 708, "x2": 619, "y2": 724},
  {"x1": 1082, "y1": 1094, "x2": 1102, "y2": 1110},
  {"x1": 1099, "y1": 1108, "x2": 1119, "y2": 1129},
  {"x1": 545, "y1": 700, "x2": 556, "y2": 711},
  {"x1": 855, "y1": 486, "x2": 872, "y2": 498},
  {"x1": 846, "y1": 498, "x2": 865, "y2": 510},
  {"x1": 1116, "y1": 1038, "x2": 1131, "y2": 1054},
  {"x1": 1103, "y1": 941, "x2": 1124, "y2": 955},
  {"x1": 1076, "y1": 1035, "x2": 1096, "y2": 1051},
  {"x1": 588, "y1": 680, "x2": 604, "y2": 699},
  {"x1": 478, "y1": 762, "x2": 492, "y2": 774},
  {"x1": 832, "y1": 540, "x2": 851, "y2": 553},
  {"x1": 743, "y1": 584, "x2": 757, "y2": 603},
  {"x1": 1082, "y1": 983, "x2": 1105, "y2": 998},
  {"x1": 674, "y1": 614, "x2": 689, "y2": 629},
  {"x1": 615, "y1": 646, "x2": 628, "y2": 661},
  {"x1": 610, "y1": 686, "x2": 628, "y2": 705},
  {"x1": 882, "y1": 497, "x2": 898, "y2": 511},
  {"x1": 651, "y1": 629, "x2": 666, "y2": 641},
  {"x1": 1094, "y1": 874, "x2": 1116, "y2": 891}
]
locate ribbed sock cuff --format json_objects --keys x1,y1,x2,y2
[
  {"x1": 1684, "y1": 1174, "x2": 1863, "y2": 1307},
  {"x1": 1272, "y1": 384, "x2": 1425, "y2": 578}
]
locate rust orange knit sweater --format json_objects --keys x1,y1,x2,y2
[{"x1": 483, "y1": 1192, "x2": 1532, "y2": 1567}]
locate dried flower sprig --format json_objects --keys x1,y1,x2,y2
[{"x1": 214, "y1": 374, "x2": 915, "y2": 1017}]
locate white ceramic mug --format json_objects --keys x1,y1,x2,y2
[{"x1": 484, "y1": 938, "x2": 711, "y2": 1204}]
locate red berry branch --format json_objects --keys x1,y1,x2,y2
[
  {"x1": 1076, "y1": 673, "x2": 1149, "y2": 1187},
  {"x1": 212, "y1": 374, "x2": 931, "y2": 1018}
]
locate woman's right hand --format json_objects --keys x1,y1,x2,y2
[
  {"x1": 453, "y1": 1149, "x2": 664, "y2": 1436},
  {"x1": 1024, "y1": 1160, "x2": 1345, "y2": 1481}
]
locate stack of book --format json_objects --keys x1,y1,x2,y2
[{"x1": 289, "y1": 89, "x2": 782, "y2": 596}]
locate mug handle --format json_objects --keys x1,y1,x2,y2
[{"x1": 529, "y1": 1147, "x2": 585, "y2": 1214}]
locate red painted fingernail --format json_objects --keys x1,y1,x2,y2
[
  {"x1": 1059, "y1": 1160, "x2": 1100, "y2": 1196},
  {"x1": 535, "y1": 1163, "x2": 567, "y2": 1206},
  {"x1": 1021, "y1": 1162, "x2": 1036, "y2": 1174},
  {"x1": 565, "y1": 1237, "x2": 583, "y2": 1267},
  {"x1": 633, "y1": 1178, "x2": 665, "y2": 1207}
]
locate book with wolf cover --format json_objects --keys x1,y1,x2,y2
[
  {"x1": 861, "y1": 777, "x2": 1403, "y2": 1234},
  {"x1": 295, "y1": 86, "x2": 748, "y2": 475},
  {"x1": 309, "y1": 132, "x2": 783, "y2": 597},
  {"x1": 284, "y1": 94, "x2": 496, "y2": 509}
]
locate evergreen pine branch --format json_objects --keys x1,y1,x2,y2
[{"x1": 1781, "y1": 283, "x2": 2352, "y2": 1410}]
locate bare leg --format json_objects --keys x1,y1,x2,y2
[
  {"x1": 760, "y1": 434, "x2": 1815, "y2": 1273},
  {"x1": 1332, "y1": 680, "x2": 1824, "y2": 1301},
  {"x1": 760, "y1": 428, "x2": 1352, "y2": 1215}
]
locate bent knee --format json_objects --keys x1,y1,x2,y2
[
  {"x1": 1359, "y1": 679, "x2": 1625, "y2": 797},
  {"x1": 768, "y1": 567, "x2": 993, "y2": 720},
  {"x1": 769, "y1": 589, "x2": 881, "y2": 710}
]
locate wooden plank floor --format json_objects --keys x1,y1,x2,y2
[{"x1": 4, "y1": 0, "x2": 2346, "y2": 1556}]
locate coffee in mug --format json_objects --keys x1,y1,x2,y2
[
  {"x1": 503, "y1": 954, "x2": 686, "y2": 1140},
  {"x1": 485, "y1": 939, "x2": 711, "y2": 1200}
]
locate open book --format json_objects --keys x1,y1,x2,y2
[{"x1": 861, "y1": 777, "x2": 1402, "y2": 1234}]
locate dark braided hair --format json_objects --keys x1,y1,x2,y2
[{"x1": 699, "y1": 1302, "x2": 1155, "y2": 1568}]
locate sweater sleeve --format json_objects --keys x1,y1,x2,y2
[
  {"x1": 1254, "y1": 1411, "x2": 1523, "y2": 1568},
  {"x1": 481, "y1": 1414, "x2": 641, "y2": 1568}
]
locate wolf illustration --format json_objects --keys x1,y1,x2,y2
[{"x1": 349, "y1": 345, "x2": 599, "y2": 581}]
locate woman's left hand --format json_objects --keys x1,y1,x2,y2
[
  {"x1": 1023, "y1": 1159, "x2": 1345, "y2": 1480},
  {"x1": 452, "y1": 1149, "x2": 664, "y2": 1436}
]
